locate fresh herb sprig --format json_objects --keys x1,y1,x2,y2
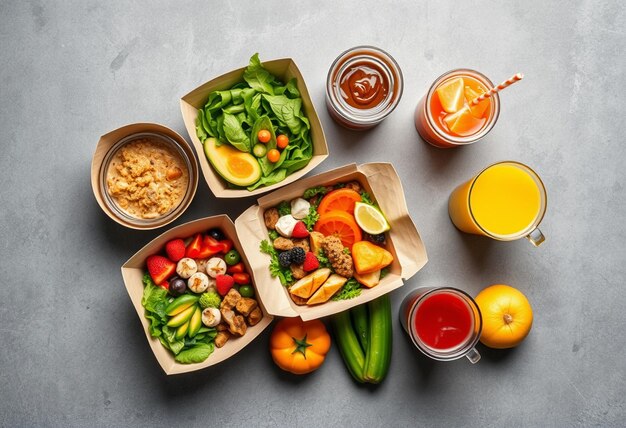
[
  {"x1": 332, "y1": 278, "x2": 362, "y2": 301},
  {"x1": 260, "y1": 239, "x2": 293, "y2": 286}
]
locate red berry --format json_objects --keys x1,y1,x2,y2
[
  {"x1": 165, "y1": 239, "x2": 186, "y2": 262},
  {"x1": 146, "y1": 255, "x2": 176, "y2": 285},
  {"x1": 185, "y1": 234, "x2": 203, "y2": 258},
  {"x1": 227, "y1": 262, "x2": 245, "y2": 274},
  {"x1": 216, "y1": 274, "x2": 235, "y2": 296},
  {"x1": 219, "y1": 239, "x2": 233, "y2": 254},
  {"x1": 291, "y1": 221, "x2": 309, "y2": 238},
  {"x1": 302, "y1": 252, "x2": 319, "y2": 272}
]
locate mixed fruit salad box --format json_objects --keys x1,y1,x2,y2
[{"x1": 181, "y1": 55, "x2": 329, "y2": 198}]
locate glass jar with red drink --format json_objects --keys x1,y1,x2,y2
[{"x1": 400, "y1": 287, "x2": 483, "y2": 363}]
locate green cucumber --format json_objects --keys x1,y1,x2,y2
[
  {"x1": 165, "y1": 294, "x2": 199, "y2": 316},
  {"x1": 166, "y1": 304, "x2": 197, "y2": 327},
  {"x1": 350, "y1": 304, "x2": 369, "y2": 353},
  {"x1": 331, "y1": 310, "x2": 366, "y2": 383},
  {"x1": 363, "y1": 295, "x2": 392, "y2": 383}
]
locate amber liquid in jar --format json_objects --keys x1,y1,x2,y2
[{"x1": 326, "y1": 46, "x2": 403, "y2": 130}]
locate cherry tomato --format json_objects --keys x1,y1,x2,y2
[
  {"x1": 277, "y1": 134, "x2": 289, "y2": 149},
  {"x1": 258, "y1": 129, "x2": 271, "y2": 143},
  {"x1": 267, "y1": 149, "x2": 280, "y2": 163},
  {"x1": 233, "y1": 273, "x2": 250, "y2": 285}
]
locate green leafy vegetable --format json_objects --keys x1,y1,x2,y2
[
  {"x1": 380, "y1": 267, "x2": 390, "y2": 279},
  {"x1": 302, "y1": 205, "x2": 319, "y2": 231},
  {"x1": 223, "y1": 112, "x2": 251, "y2": 152},
  {"x1": 277, "y1": 200, "x2": 291, "y2": 217},
  {"x1": 316, "y1": 249, "x2": 332, "y2": 270},
  {"x1": 332, "y1": 278, "x2": 362, "y2": 301},
  {"x1": 260, "y1": 239, "x2": 293, "y2": 286},
  {"x1": 174, "y1": 343, "x2": 215, "y2": 364},
  {"x1": 243, "y1": 53, "x2": 276, "y2": 95},
  {"x1": 268, "y1": 230, "x2": 279, "y2": 241},
  {"x1": 303, "y1": 185, "x2": 329, "y2": 200}
]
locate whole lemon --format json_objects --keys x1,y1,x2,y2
[{"x1": 475, "y1": 284, "x2": 533, "y2": 349}]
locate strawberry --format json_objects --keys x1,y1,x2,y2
[
  {"x1": 165, "y1": 239, "x2": 186, "y2": 262},
  {"x1": 232, "y1": 273, "x2": 250, "y2": 285},
  {"x1": 302, "y1": 252, "x2": 319, "y2": 272},
  {"x1": 146, "y1": 255, "x2": 176, "y2": 285},
  {"x1": 216, "y1": 274, "x2": 235, "y2": 296},
  {"x1": 291, "y1": 221, "x2": 309, "y2": 238}
]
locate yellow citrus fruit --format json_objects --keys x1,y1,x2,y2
[{"x1": 475, "y1": 284, "x2": 533, "y2": 349}]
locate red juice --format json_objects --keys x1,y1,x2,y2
[{"x1": 414, "y1": 291, "x2": 473, "y2": 351}]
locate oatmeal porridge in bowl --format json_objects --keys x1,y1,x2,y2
[{"x1": 93, "y1": 125, "x2": 198, "y2": 229}]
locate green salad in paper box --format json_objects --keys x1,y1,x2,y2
[{"x1": 195, "y1": 54, "x2": 314, "y2": 191}]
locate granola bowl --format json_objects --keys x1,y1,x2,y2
[{"x1": 91, "y1": 123, "x2": 199, "y2": 230}]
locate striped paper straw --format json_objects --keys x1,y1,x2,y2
[{"x1": 470, "y1": 73, "x2": 524, "y2": 105}]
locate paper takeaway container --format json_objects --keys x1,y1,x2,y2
[
  {"x1": 180, "y1": 58, "x2": 329, "y2": 198},
  {"x1": 121, "y1": 215, "x2": 273, "y2": 375},
  {"x1": 235, "y1": 163, "x2": 428, "y2": 321}
]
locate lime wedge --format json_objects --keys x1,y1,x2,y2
[{"x1": 354, "y1": 202, "x2": 390, "y2": 235}]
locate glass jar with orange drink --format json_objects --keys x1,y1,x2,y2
[{"x1": 415, "y1": 69, "x2": 501, "y2": 148}]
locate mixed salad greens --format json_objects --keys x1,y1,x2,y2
[
  {"x1": 195, "y1": 54, "x2": 314, "y2": 190},
  {"x1": 142, "y1": 273, "x2": 217, "y2": 364}
]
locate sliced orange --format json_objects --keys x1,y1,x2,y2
[
  {"x1": 443, "y1": 106, "x2": 486, "y2": 137},
  {"x1": 317, "y1": 188, "x2": 362, "y2": 215},
  {"x1": 314, "y1": 210, "x2": 362, "y2": 247},
  {"x1": 435, "y1": 77, "x2": 464, "y2": 113},
  {"x1": 464, "y1": 86, "x2": 490, "y2": 118}
]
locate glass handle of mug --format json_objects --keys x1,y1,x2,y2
[
  {"x1": 465, "y1": 347, "x2": 481, "y2": 364},
  {"x1": 527, "y1": 228, "x2": 545, "y2": 247}
]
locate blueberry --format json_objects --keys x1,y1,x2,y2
[
  {"x1": 368, "y1": 233, "x2": 386, "y2": 245},
  {"x1": 278, "y1": 251, "x2": 292, "y2": 267},
  {"x1": 207, "y1": 228, "x2": 225, "y2": 241},
  {"x1": 290, "y1": 247, "x2": 306, "y2": 265}
]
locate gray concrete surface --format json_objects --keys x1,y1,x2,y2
[{"x1": 1, "y1": 1, "x2": 625, "y2": 427}]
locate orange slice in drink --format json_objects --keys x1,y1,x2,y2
[
  {"x1": 464, "y1": 86, "x2": 490, "y2": 118},
  {"x1": 435, "y1": 77, "x2": 465, "y2": 113},
  {"x1": 443, "y1": 106, "x2": 486, "y2": 136}
]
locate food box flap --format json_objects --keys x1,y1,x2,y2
[
  {"x1": 121, "y1": 215, "x2": 273, "y2": 375},
  {"x1": 180, "y1": 58, "x2": 329, "y2": 198},
  {"x1": 357, "y1": 162, "x2": 428, "y2": 280}
]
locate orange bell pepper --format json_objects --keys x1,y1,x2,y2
[{"x1": 270, "y1": 317, "x2": 331, "y2": 375}]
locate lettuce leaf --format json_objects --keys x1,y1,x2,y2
[
  {"x1": 174, "y1": 343, "x2": 214, "y2": 364},
  {"x1": 243, "y1": 53, "x2": 275, "y2": 95}
]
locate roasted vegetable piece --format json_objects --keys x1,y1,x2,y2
[{"x1": 270, "y1": 317, "x2": 331, "y2": 375}]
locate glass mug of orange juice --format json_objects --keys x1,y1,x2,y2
[
  {"x1": 415, "y1": 69, "x2": 500, "y2": 148},
  {"x1": 448, "y1": 161, "x2": 547, "y2": 246}
]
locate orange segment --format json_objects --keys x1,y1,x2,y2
[
  {"x1": 435, "y1": 77, "x2": 464, "y2": 113},
  {"x1": 313, "y1": 210, "x2": 362, "y2": 247},
  {"x1": 443, "y1": 106, "x2": 486, "y2": 137},
  {"x1": 464, "y1": 86, "x2": 490, "y2": 118},
  {"x1": 317, "y1": 188, "x2": 362, "y2": 215}
]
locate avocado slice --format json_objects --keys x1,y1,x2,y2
[
  {"x1": 204, "y1": 138, "x2": 261, "y2": 187},
  {"x1": 166, "y1": 304, "x2": 196, "y2": 327},
  {"x1": 175, "y1": 320, "x2": 190, "y2": 340},
  {"x1": 187, "y1": 306, "x2": 202, "y2": 338}
]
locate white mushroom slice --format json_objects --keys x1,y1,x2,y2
[
  {"x1": 201, "y1": 307, "x2": 221, "y2": 327},
  {"x1": 290, "y1": 198, "x2": 311, "y2": 219},
  {"x1": 275, "y1": 215, "x2": 298, "y2": 237},
  {"x1": 188, "y1": 272, "x2": 210, "y2": 293},
  {"x1": 176, "y1": 258, "x2": 197, "y2": 279},
  {"x1": 206, "y1": 277, "x2": 217, "y2": 293},
  {"x1": 205, "y1": 257, "x2": 227, "y2": 278},
  {"x1": 195, "y1": 258, "x2": 209, "y2": 274}
]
